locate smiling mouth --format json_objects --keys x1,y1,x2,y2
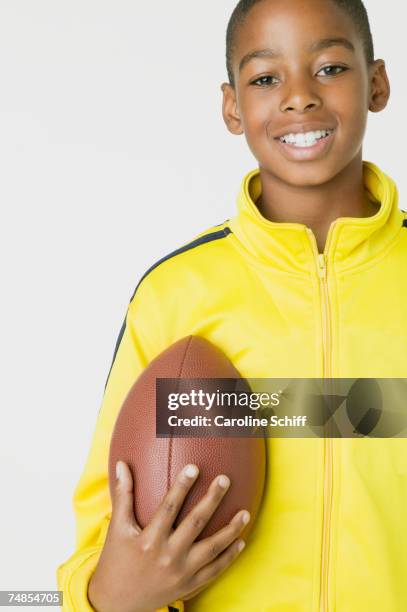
[
  {"x1": 275, "y1": 129, "x2": 335, "y2": 148},
  {"x1": 274, "y1": 129, "x2": 336, "y2": 162}
]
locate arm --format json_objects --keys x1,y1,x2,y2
[{"x1": 56, "y1": 279, "x2": 184, "y2": 612}]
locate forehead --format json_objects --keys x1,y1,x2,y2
[{"x1": 234, "y1": 0, "x2": 361, "y2": 64}]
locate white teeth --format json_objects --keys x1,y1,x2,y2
[{"x1": 279, "y1": 129, "x2": 333, "y2": 147}]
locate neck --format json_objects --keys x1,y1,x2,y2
[{"x1": 256, "y1": 155, "x2": 380, "y2": 254}]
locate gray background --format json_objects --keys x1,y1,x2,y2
[{"x1": 0, "y1": 0, "x2": 405, "y2": 604}]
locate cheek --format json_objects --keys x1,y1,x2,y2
[
  {"x1": 340, "y1": 103, "x2": 368, "y2": 149},
  {"x1": 238, "y1": 98, "x2": 276, "y2": 153},
  {"x1": 241, "y1": 98, "x2": 273, "y2": 134},
  {"x1": 331, "y1": 79, "x2": 369, "y2": 131}
]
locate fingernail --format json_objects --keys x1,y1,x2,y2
[
  {"x1": 241, "y1": 511, "x2": 250, "y2": 525},
  {"x1": 184, "y1": 464, "x2": 198, "y2": 478},
  {"x1": 237, "y1": 540, "x2": 246, "y2": 552},
  {"x1": 116, "y1": 461, "x2": 123, "y2": 481},
  {"x1": 218, "y1": 475, "x2": 230, "y2": 488}
]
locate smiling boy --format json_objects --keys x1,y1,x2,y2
[
  {"x1": 57, "y1": 1, "x2": 407, "y2": 611},
  {"x1": 222, "y1": 0, "x2": 389, "y2": 254}
]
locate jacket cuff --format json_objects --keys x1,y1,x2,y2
[
  {"x1": 58, "y1": 547, "x2": 184, "y2": 612},
  {"x1": 57, "y1": 547, "x2": 101, "y2": 611}
]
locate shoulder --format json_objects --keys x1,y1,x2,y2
[{"x1": 128, "y1": 220, "x2": 233, "y2": 307}]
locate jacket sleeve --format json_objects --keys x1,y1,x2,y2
[{"x1": 56, "y1": 278, "x2": 184, "y2": 612}]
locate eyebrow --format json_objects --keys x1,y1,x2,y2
[{"x1": 238, "y1": 37, "x2": 355, "y2": 73}]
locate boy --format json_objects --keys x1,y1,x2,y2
[{"x1": 57, "y1": 0, "x2": 407, "y2": 610}]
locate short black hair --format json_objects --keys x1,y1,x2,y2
[{"x1": 226, "y1": 0, "x2": 375, "y2": 88}]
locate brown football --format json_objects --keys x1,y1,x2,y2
[{"x1": 108, "y1": 335, "x2": 266, "y2": 541}]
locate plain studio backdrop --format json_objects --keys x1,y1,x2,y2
[{"x1": 0, "y1": 0, "x2": 405, "y2": 605}]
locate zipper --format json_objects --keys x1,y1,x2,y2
[{"x1": 306, "y1": 228, "x2": 334, "y2": 612}]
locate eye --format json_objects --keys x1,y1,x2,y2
[
  {"x1": 250, "y1": 66, "x2": 349, "y2": 86},
  {"x1": 316, "y1": 65, "x2": 349, "y2": 77},
  {"x1": 251, "y1": 75, "x2": 279, "y2": 87}
]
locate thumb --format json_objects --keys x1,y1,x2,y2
[{"x1": 113, "y1": 460, "x2": 142, "y2": 534}]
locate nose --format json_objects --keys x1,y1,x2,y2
[{"x1": 280, "y1": 75, "x2": 322, "y2": 113}]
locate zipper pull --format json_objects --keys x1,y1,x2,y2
[{"x1": 317, "y1": 253, "x2": 327, "y2": 280}]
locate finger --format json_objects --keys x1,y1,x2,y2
[
  {"x1": 112, "y1": 460, "x2": 142, "y2": 534},
  {"x1": 186, "y1": 509, "x2": 250, "y2": 573},
  {"x1": 145, "y1": 464, "x2": 200, "y2": 538},
  {"x1": 169, "y1": 474, "x2": 231, "y2": 549},
  {"x1": 183, "y1": 537, "x2": 246, "y2": 599}
]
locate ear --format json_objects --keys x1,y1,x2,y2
[
  {"x1": 369, "y1": 59, "x2": 391, "y2": 113},
  {"x1": 220, "y1": 82, "x2": 245, "y2": 135}
]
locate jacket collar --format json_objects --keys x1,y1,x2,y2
[{"x1": 229, "y1": 161, "x2": 403, "y2": 275}]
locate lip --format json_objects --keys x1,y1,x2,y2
[
  {"x1": 274, "y1": 129, "x2": 336, "y2": 162},
  {"x1": 273, "y1": 122, "x2": 336, "y2": 139}
]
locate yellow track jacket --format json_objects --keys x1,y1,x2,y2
[{"x1": 57, "y1": 161, "x2": 407, "y2": 612}]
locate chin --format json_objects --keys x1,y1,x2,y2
[{"x1": 269, "y1": 160, "x2": 346, "y2": 188}]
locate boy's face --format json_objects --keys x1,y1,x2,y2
[{"x1": 221, "y1": 0, "x2": 390, "y2": 187}]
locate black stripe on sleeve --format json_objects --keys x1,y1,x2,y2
[{"x1": 103, "y1": 315, "x2": 127, "y2": 392}]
